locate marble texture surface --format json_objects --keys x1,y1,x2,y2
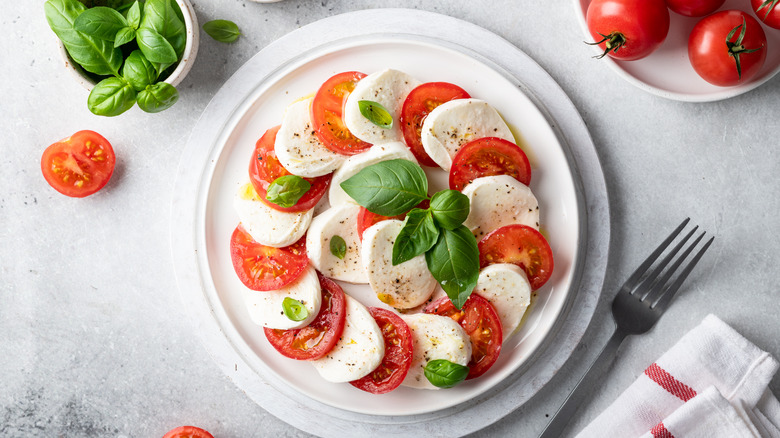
[{"x1": 1, "y1": 1, "x2": 779, "y2": 437}]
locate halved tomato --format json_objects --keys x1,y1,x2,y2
[
  {"x1": 249, "y1": 126, "x2": 331, "y2": 212},
  {"x1": 311, "y1": 71, "x2": 372, "y2": 155},
  {"x1": 478, "y1": 224, "x2": 554, "y2": 290},
  {"x1": 264, "y1": 274, "x2": 346, "y2": 360},
  {"x1": 350, "y1": 307, "x2": 413, "y2": 394},
  {"x1": 449, "y1": 137, "x2": 531, "y2": 191},
  {"x1": 356, "y1": 199, "x2": 431, "y2": 240},
  {"x1": 424, "y1": 294, "x2": 502, "y2": 379},
  {"x1": 162, "y1": 426, "x2": 214, "y2": 438},
  {"x1": 229, "y1": 225, "x2": 308, "y2": 291},
  {"x1": 41, "y1": 130, "x2": 116, "y2": 198}
]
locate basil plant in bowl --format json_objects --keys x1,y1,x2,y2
[{"x1": 45, "y1": 0, "x2": 199, "y2": 116}]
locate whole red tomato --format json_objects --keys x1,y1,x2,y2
[
  {"x1": 752, "y1": 0, "x2": 780, "y2": 29},
  {"x1": 586, "y1": 0, "x2": 670, "y2": 60},
  {"x1": 666, "y1": 0, "x2": 725, "y2": 16},
  {"x1": 688, "y1": 10, "x2": 767, "y2": 87}
]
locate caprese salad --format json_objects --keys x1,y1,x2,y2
[{"x1": 229, "y1": 68, "x2": 554, "y2": 394}]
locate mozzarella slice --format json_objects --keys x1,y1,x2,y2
[
  {"x1": 275, "y1": 97, "x2": 345, "y2": 177},
  {"x1": 462, "y1": 174, "x2": 540, "y2": 239},
  {"x1": 234, "y1": 183, "x2": 313, "y2": 248},
  {"x1": 329, "y1": 142, "x2": 418, "y2": 207},
  {"x1": 343, "y1": 69, "x2": 421, "y2": 144},
  {"x1": 311, "y1": 295, "x2": 385, "y2": 382},
  {"x1": 421, "y1": 98, "x2": 514, "y2": 171},
  {"x1": 361, "y1": 220, "x2": 437, "y2": 309},
  {"x1": 306, "y1": 204, "x2": 367, "y2": 283},
  {"x1": 474, "y1": 264, "x2": 531, "y2": 342},
  {"x1": 243, "y1": 265, "x2": 322, "y2": 330},
  {"x1": 400, "y1": 313, "x2": 472, "y2": 390}
]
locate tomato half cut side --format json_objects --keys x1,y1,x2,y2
[
  {"x1": 449, "y1": 137, "x2": 531, "y2": 191},
  {"x1": 249, "y1": 125, "x2": 331, "y2": 212},
  {"x1": 311, "y1": 71, "x2": 372, "y2": 155},
  {"x1": 400, "y1": 82, "x2": 470, "y2": 167},
  {"x1": 162, "y1": 426, "x2": 214, "y2": 438},
  {"x1": 356, "y1": 199, "x2": 431, "y2": 240},
  {"x1": 40, "y1": 130, "x2": 116, "y2": 198},
  {"x1": 423, "y1": 294, "x2": 502, "y2": 379},
  {"x1": 229, "y1": 225, "x2": 308, "y2": 291},
  {"x1": 478, "y1": 224, "x2": 554, "y2": 290},
  {"x1": 350, "y1": 307, "x2": 413, "y2": 394},
  {"x1": 264, "y1": 274, "x2": 347, "y2": 360}
]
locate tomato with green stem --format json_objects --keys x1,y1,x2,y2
[
  {"x1": 585, "y1": 0, "x2": 670, "y2": 61},
  {"x1": 752, "y1": 0, "x2": 780, "y2": 29}
]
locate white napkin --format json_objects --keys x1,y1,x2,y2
[{"x1": 577, "y1": 315, "x2": 780, "y2": 438}]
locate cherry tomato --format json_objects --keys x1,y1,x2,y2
[
  {"x1": 424, "y1": 294, "x2": 503, "y2": 379},
  {"x1": 449, "y1": 137, "x2": 531, "y2": 191},
  {"x1": 249, "y1": 125, "x2": 331, "y2": 212},
  {"x1": 665, "y1": 0, "x2": 725, "y2": 17},
  {"x1": 264, "y1": 274, "x2": 346, "y2": 360},
  {"x1": 162, "y1": 426, "x2": 214, "y2": 438},
  {"x1": 350, "y1": 307, "x2": 413, "y2": 394},
  {"x1": 356, "y1": 199, "x2": 431, "y2": 240},
  {"x1": 478, "y1": 224, "x2": 554, "y2": 290},
  {"x1": 399, "y1": 82, "x2": 470, "y2": 167},
  {"x1": 688, "y1": 10, "x2": 767, "y2": 87},
  {"x1": 752, "y1": 0, "x2": 780, "y2": 29},
  {"x1": 586, "y1": 0, "x2": 670, "y2": 60},
  {"x1": 229, "y1": 225, "x2": 308, "y2": 291},
  {"x1": 40, "y1": 130, "x2": 115, "y2": 198},
  {"x1": 311, "y1": 71, "x2": 372, "y2": 155}
]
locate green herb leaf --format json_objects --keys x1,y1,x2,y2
[
  {"x1": 430, "y1": 190, "x2": 470, "y2": 230},
  {"x1": 125, "y1": 1, "x2": 140, "y2": 29},
  {"x1": 136, "y1": 27, "x2": 177, "y2": 64},
  {"x1": 358, "y1": 100, "x2": 393, "y2": 129},
  {"x1": 423, "y1": 359, "x2": 469, "y2": 388},
  {"x1": 74, "y1": 6, "x2": 128, "y2": 40},
  {"x1": 203, "y1": 19, "x2": 241, "y2": 43},
  {"x1": 340, "y1": 159, "x2": 428, "y2": 217},
  {"x1": 87, "y1": 76, "x2": 137, "y2": 116},
  {"x1": 425, "y1": 225, "x2": 480, "y2": 309},
  {"x1": 392, "y1": 209, "x2": 439, "y2": 265},
  {"x1": 113, "y1": 26, "x2": 135, "y2": 47},
  {"x1": 121, "y1": 50, "x2": 157, "y2": 90},
  {"x1": 140, "y1": 0, "x2": 186, "y2": 58},
  {"x1": 136, "y1": 82, "x2": 178, "y2": 113},
  {"x1": 330, "y1": 235, "x2": 347, "y2": 260},
  {"x1": 265, "y1": 175, "x2": 311, "y2": 208},
  {"x1": 282, "y1": 297, "x2": 309, "y2": 322}
]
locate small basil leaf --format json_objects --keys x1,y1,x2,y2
[
  {"x1": 125, "y1": 1, "x2": 140, "y2": 29},
  {"x1": 141, "y1": 0, "x2": 186, "y2": 57},
  {"x1": 358, "y1": 100, "x2": 393, "y2": 129},
  {"x1": 392, "y1": 209, "x2": 439, "y2": 265},
  {"x1": 87, "y1": 77, "x2": 137, "y2": 117},
  {"x1": 203, "y1": 19, "x2": 241, "y2": 43},
  {"x1": 136, "y1": 27, "x2": 177, "y2": 64},
  {"x1": 430, "y1": 190, "x2": 471, "y2": 230},
  {"x1": 136, "y1": 82, "x2": 178, "y2": 113},
  {"x1": 74, "y1": 6, "x2": 128, "y2": 40},
  {"x1": 113, "y1": 26, "x2": 135, "y2": 47},
  {"x1": 122, "y1": 50, "x2": 157, "y2": 90},
  {"x1": 423, "y1": 359, "x2": 469, "y2": 388},
  {"x1": 330, "y1": 235, "x2": 347, "y2": 260},
  {"x1": 340, "y1": 159, "x2": 428, "y2": 217},
  {"x1": 282, "y1": 297, "x2": 309, "y2": 322},
  {"x1": 265, "y1": 175, "x2": 311, "y2": 208},
  {"x1": 425, "y1": 225, "x2": 480, "y2": 309}
]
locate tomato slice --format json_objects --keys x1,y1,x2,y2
[
  {"x1": 40, "y1": 130, "x2": 116, "y2": 198},
  {"x1": 478, "y1": 224, "x2": 554, "y2": 290},
  {"x1": 311, "y1": 71, "x2": 372, "y2": 155},
  {"x1": 400, "y1": 82, "x2": 470, "y2": 167},
  {"x1": 162, "y1": 426, "x2": 214, "y2": 438},
  {"x1": 264, "y1": 274, "x2": 347, "y2": 360},
  {"x1": 449, "y1": 137, "x2": 531, "y2": 191},
  {"x1": 350, "y1": 307, "x2": 413, "y2": 394},
  {"x1": 356, "y1": 199, "x2": 431, "y2": 240},
  {"x1": 423, "y1": 294, "x2": 503, "y2": 379},
  {"x1": 249, "y1": 126, "x2": 331, "y2": 212},
  {"x1": 229, "y1": 225, "x2": 308, "y2": 291}
]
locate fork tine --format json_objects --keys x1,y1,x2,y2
[
  {"x1": 636, "y1": 226, "x2": 698, "y2": 300},
  {"x1": 642, "y1": 230, "x2": 704, "y2": 304},
  {"x1": 621, "y1": 218, "x2": 690, "y2": 294},
  {"x1": 652, "y1": 235, "x2": 715, "y2": 311}
]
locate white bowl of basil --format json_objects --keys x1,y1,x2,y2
[{"x1": 45, "y1": 0, "x2": 199, "y2": 116}]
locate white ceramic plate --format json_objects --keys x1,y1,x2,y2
[{"x1": 575, "y1": 0, "x2": 780, "y2": 102}]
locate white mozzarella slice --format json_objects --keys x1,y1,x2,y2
[
  {"x1": 474, "y1": 264, "x2": 531, "y2": 342},
  {"x1": 275, "y1": 97, "x2": 345, "y2": 177},
  {"x1": 462, "y1": 174, "x2": 540, "y2": 239},
  {"x1": 234, "y1": 183, "x2": 313, "y2": 248},
  {"x1": 311, "y1": 295, "x2": 385, "y2": 383},
  {"x1": 361, "y1": 220, "x2": 437, "y2": 309},
  {"x1": 243, "y1": 265, "x2": 322, "y2": 330},
  {"x1": 343, "y1": 69, "x2": 421, "y2": 144},
  {"x1": 329, "y1": 142, "x2": 418, "y2": 207},
  {"x1": 400, "y1": 313, "x2": 472, "y2": 390},
  {"x1": 306, "y1": 204, "x2": 367, "y2": 283},
  {"x1": 420, "y1": 98, "x2": 514, "y2": 171}
]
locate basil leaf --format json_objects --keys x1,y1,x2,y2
[
  {"x1": 74, "y1": 6, "x2": 127, "y2": 40},
  {"x1": 425, "y1": 225, "x2": 480, "y2": 309},
  {"x1": 203, "y1": 19, "x2": 241, "y2": 43},
  {"x1": 423, "y1": 359, "x2": 469, "y2": 388},
  {"x1": 113, "y1": 26, "x2": 135, "y2": 47},
  {"x1": 330, "y1": 235, "x2": 347, "y2": 260},
  {"x1": 136, "y1": 27, "x2": 177, "y2": 64},
  {"x1": 392, "y1": 209, "x2": 439, "y2": 265},
  {"x1": 125, "y1": 1, "x2": 140, "y2": 29},
  {"x1": 282, "y1": 297, "x2": 309, "y2": 322},
  {"x1": 87, "y1": 76, "x2": 136, "y2": 116},
  {"x1": 430, "y1": 190, "x2": 470, "y2": 230},
  {"x1": 136, "y1": 82, "x2": 178, "y2": 113},
  {"x1": 358, "y1": 100, "x2": 393, "y2": 129},
  {"x1": 141, "y1": 0, "x2": 186, "y2": 58},
  {"x1": 340, "y1": 159, "x2": 428, "y2": 217},
  {"x1": 122, "y1": 50, "x2": 157, "y2": 90},
  {"x1": 265, "y1": 175, "x2": 311, "y2": 208}
]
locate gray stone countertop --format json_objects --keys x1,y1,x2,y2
[{"x1": 2, "y1": 1, "x2": 779, "y2": 437}]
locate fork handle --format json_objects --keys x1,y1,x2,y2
[{"x1": 538, "y1": 326, "x2": 628, "y2": 438}]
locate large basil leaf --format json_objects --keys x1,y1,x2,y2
[
  {"x1": 340, "y1": 159, "x2": 428, "y2": 217},
  {"x1": 141, "y1": 0, "x2": 186, "y2": 57},
  {"x1": 122, "y1": 50, "x2": 157, "y2": 91},
  {"x1": 430, "y1": 190, "x2": 470, "y2": 230},
  {"x1": 425, "y1": 225, "x2": 480, "y2": 309},
  {"x1": 423, "y1": 359, "x2": 469, "y2": 388},
  {"x1": 73, "y1": 6, "x2": 127, "y2": 40},
  {"x1": 136, "y1": 27, "x2": 177, "y2": 64},
  {"x1": 87, "y1": 77, "x2": 136, "y2": 116},
  {"x1": 392, "y1": 209, "x2": 439, "y2": 266},
  {"x1": 136, "y1": 82, "x2": 178, "y2": 113}
]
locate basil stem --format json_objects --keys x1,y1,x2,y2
[
  {"x1": 330, "y1": 235, "x2": 347, "y2": 260},
  {"x1": 265, "y1": 175, "x2": 311, "y2": 208},
  {"x1": 203, "y1": 19, "x2": 241, "y2": 43},
  {"x1": 423, "y1": 359, "x2": 469, "y2": 388},
  {"x1": 282, "y1": 297, "x2": 309, "y2": 322},
  {"x1": 425, "y1": 225, "x2": 480, "y2": 309},
  {"x1": 340, "y1": 159, "x2": 428, "y2": 217},
  {"x1": 392, "y1": 208, "x2": 439, "y2": 266},
  {"x1": 358, "y1": 100, "x2": 393, "y2": 129}
]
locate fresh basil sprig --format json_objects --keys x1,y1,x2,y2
[
  {"x1": 282, "y1": 297, "x2": 309, "y2": 322},
  {"x1": 265, "y1": 175, "x2": 311, "y2": 208},
  {"x1": 340, "y1": 159, "x2": 428, "y2": 216},
  {"x1": 423, "y1": 359, "x2": 469, "y2": 388},
  {"x1": 203, "y1": 19, "x2": 241, "y2": 43},
  {"x1": 358, "y1": 100, "x2": 393, "y2": 129},
  {"x1": 426, "y1": 226, "x2": 480, "y2": 309},
  {"x1": 330, "y1": 235, "x2": 347, "y2": 260}
]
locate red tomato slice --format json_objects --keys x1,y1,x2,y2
[
  {"x1": 400, "y1": 82, "x2": 470, "y2": 167},
  {"x1": 311, "y1": 71, "x2": 372, "y2": 155},
  {"x1": 423, "y1": 294, "x2": 503, "y2": 379},
  {"x1": 162, "y1": 426, "x2": 214, "y2": 438},
  {"x1": 356, "y1": 199, "x2": 431, "y2": 240},
  {"x1": 449, "y1": 137, "x2": 531, "y2": 191},
  {"x1": 249, "y1": 126, "x2": 331, "y2": 212},
  {"x1": 350, "y1": 307, "x2": 413, "y2": 394},
  {"x1": 264, "y1": 274, "x2": 347, "y2": 360},
  {"x1": 40, "y1": 130, "x2": 116, "y2": 198},
  {"x1": 229, "y1": 225, "x2": 308, "y2": 291},
  {"x1": 478, "y1": 224, "x2": 554, "y2": 290}
]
